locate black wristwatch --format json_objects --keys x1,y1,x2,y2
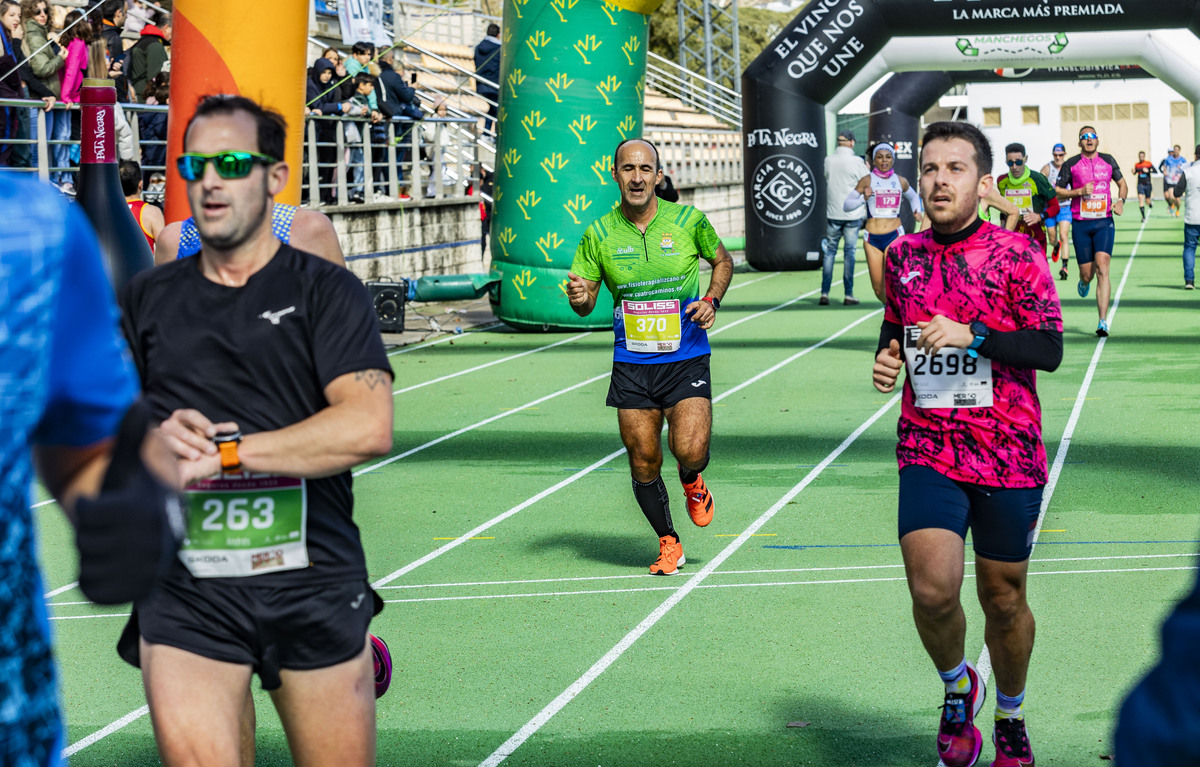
[
  {"x1": 702, "y1": 296, "x2": 721, "y2": 310},
  {"x1": 967, "y1": 320, "x2": 990, "y2": 359}
]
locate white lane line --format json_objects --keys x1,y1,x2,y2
[
  {"x1": 354, "y1": 374, "x2": 610, "y2": 478},
  {"x1": 384, "y1": 270, "x2": 784, "y2": 392},
  {"x1": 716, "y1": 268, "x2": 867, "y2": 337},
  {"x1": 49, "y1": 613, "x2": 129, "y2": 621},
  {"x1": 43, "y1": 581, "x2": 77, "y2": 598},
  {"x1": 387, "y1": 322, "x2": 505, "y2": 356},
  {"x1": 382, "y1": 564, "x2": 1200, "y2": 605},
  {"x1": 477, "y1": 393, "x2": 902, "y2": 767},
  {"x1": 357, "y1": 282, "x2": 828, "y2": 478},
  {"x1": 51, "y1": 563, "x2": 1196, "y2": 617},
  {"x1": 725, "y1": 271, "x2": 780, "y2": 291},
  {"x1": 367, "y1": 305, "x2": 884, "y2": 588},
  {"x1": 372, "y1": 552, "x2": 1199, "y2": 592},
  {"x1": 62, "y1": 706, "x2": 150, "y2": 757},
  {"x1": 32, "y1": 498, "x2": 56, "y2": 509},
  {"x1": 54, "y1": 273, "x2": 839, "y2": 755},
  {"x1": 371, "y1": 446, "x2": 626, "y2": 588},
  {"x1": 976, "y1": 216, "x2": 1147, "y2": 686},
  {"x1": 384, "y1": 270, "x2": 773, "y2": 361},
  {"x1": 392, "y1": 333, "x2": 590, "y2": 396}
]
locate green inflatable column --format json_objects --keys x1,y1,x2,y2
[{"x1": 490, "y1": 0, "x2": 649, "y2": 330}]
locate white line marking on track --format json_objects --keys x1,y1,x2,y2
[
  {"x1": 367, "y1": 303, "x2": 884, "y2": 588},
  {"x1": 371, "y1": 552, "x2": 1199, "y2": 592},
  {"x1": 62, "y1": 706, "x2": 149, "y2": 757},
  {"x1": 375, "y1": 564, "x2": 1196, "y2": 605},
  {"x1": 392, "y1": 333, "x2": 590, "y2": 396},
  {"x1": 725, "y1": 271, "x2": 780, "y2": 291},
  {"x1": 975, "y1": 216, "x2": 1147, "y2": 687},
  {"x1": 60, "y1": 276, "x2": 874, "y2": 757},
  {"x1": 476, "y1": 393, "x2": 903, "y2": 767},
  {"x1": 43, "y1": 581, "x2": 77, "y2": 598},
  {"x1": 387, "y1": 322, "x2": 505, "y2": 356},
  {"x1": 50, "y1": 563, "x2": 1196, "y2": 616}
]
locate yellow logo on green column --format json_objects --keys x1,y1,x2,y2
[
  {"x1": 574, "y1": 35, "x2": 602, "y2": 65},
  {"x1": 521, "y1": 110, "x2": 547, "y2": 139},
  {"x1": 621, "y1": 35, "x2": 641, "y2": 65},
  {"x1": 564, "y1": 193, "x2": 592, "y2": 224},
  {"x1": 570, "y1": 115, "x2": 597, "y2": 144},
  {"x1": 537, "y1": 232, "x2": 566, "y2": 261},
  {"x1": 507, "y1": 69, "x2": 526, "y2": 99},
  {"x1": 595, "y1": 75, "x2": 621, "y2": 105},
  {"x1": 550, "y1": 0, "x2": 580, "y2": 22},
  {"x1": 517, "y1": 190, "x2": 542, "y2": 219},
  {"x1": 591, "y1": 155, "x2": 613, "y2": 184},
  {"x1": 546, "y1": 73, "x2": 574, "y2": 103},
  {"x1": 541, "y1": 153, "x2": 570, "y2": 183},
  {"x1": 616, "y1": 115, "x2": 636, "y2": 140}
]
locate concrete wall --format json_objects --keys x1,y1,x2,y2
[
  {"x1": 332, "y1": 181, "x2": 746, "y2": 282},
  {"x1": 966, "y1": 79, "x2": 1193, "y2": 181}
]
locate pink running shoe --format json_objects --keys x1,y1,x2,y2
[
  {"x1": 991, "y1": 717, "x2": 1035, "y2": 766},
  {"x1": 371, "y1": 634, "x2": 393, "y2": 699},
  {"x1": 937, "y1": 661, "x2": 986, "y2": 767}
]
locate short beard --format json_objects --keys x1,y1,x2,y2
[{"x1": 200, "y1": 177, "x2": 272, "y2": 252}]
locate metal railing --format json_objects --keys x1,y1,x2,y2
[
  {"x1": 303, "y1": 114, "x2": 480, "y2": 206},
  {"x1": 647, "y1": 127, "x2": 742, "y2": 187},
  {"x1": 647, "y1": 51, "x2": 742, "y2": 129},
  {"x1": 0, "y1": 99, "x2": 168, "y2": 192}
]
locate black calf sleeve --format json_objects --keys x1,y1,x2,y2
[{"x1": 632, "y1": 475, "x2": 675, "y2": 540}]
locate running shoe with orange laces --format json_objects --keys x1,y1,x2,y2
[
  {"x1": 679, "y1": 465, "x2": 714, "y2": 527},
  {"x1": 649, "y1": 535, "x2": 685, "y2": 575}
]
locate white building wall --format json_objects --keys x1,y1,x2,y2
[{"x1": 967, "y1": 79, "x2": 1191, "y2": 179}]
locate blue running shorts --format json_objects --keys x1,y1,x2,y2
[
  {"x1": 1071, "y1": 217, "x2": 1115, "y2": 266},
  {"x1": 898, "y1": 465, "x2": 1042, "y2": 562}
]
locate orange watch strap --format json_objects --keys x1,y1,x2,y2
[{"x1": 218, "y1": 439, "x2": 240, "y2": 470}]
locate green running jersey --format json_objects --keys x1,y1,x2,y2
[{"x1": 571, "y1": 199, "x2": 721, "y2": 363}]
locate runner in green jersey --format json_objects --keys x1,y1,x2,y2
[
  {"x1": 996, "y1": 142, "x2": 1057, "y2": 254},
  {"x1": 567, "y1": 138, "x2": 734, "y2": 575}
]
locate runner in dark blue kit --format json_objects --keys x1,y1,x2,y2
[{"x1": 1055, "y1": 126, "x2": 1127, "y2": 337}]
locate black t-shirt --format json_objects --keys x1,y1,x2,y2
[{"x1": 120, "y1": 245, "x2": 391, "y2": 586}]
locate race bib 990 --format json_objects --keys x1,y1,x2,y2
[
  {"x1": 621, "y1": 299, "x2": 682, "y2": 353},
  {"x1": 1081, "y1": 194, "x2": 1109, "y2": 219},
  {"x1": 903, "y1": 326, "x2": 994, "y2": 409},
  {"x1": 181, "y1": 474, "x2": 309, "y2": 578}
]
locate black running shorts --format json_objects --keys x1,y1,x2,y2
[
  {"x1": 118, "y1": 577, "x2": 383, "y2": 689},
  {"x1": 606, "y1": 354, "x2": 712, "y2": 409}
]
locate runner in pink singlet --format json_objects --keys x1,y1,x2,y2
[{"x1": 872, "y1": 121, "x2": 1063, "y2": 767}]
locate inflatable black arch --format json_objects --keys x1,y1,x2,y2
[{"x1": 742, "y1": 0, "x2": 1200, "y2": 271}]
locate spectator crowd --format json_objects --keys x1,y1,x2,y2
[{"x1": 0, "y1": 1, "x2": 500, "y2": 207}]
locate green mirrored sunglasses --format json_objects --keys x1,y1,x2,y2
[{"x1": 176, "y1": 151, "x2": 279, "y2": 180}]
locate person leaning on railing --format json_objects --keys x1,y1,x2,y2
[
  {"x1": 305, "y1": 57, "x2": 349, "y2": 205},
  {"x1": 19, "y1": 0, "x2": 68, "y2": 180}
]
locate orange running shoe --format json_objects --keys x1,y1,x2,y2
[
  {"x1": 649, "y1": 535, "x2": 685, "y2": 575},
  {"x1": 680, "y1": 467, "x2": 715, "y2": 527}
]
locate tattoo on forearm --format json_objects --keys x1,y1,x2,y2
[{"x1": 355, "y1": 370, "x2": 390, "y2": 390}]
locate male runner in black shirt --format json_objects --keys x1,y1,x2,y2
[{"x1": 118, "y1": 95, "x2": 394, "y2": 766}]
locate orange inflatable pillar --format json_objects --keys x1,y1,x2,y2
[{"x1": 164, "y1": 0, "x2": 308, "y2": 223}]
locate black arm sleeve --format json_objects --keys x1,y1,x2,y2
[
  {"x1": 877, "y1": 319, "x2": 904, "y2": 356},
  {"x1": 978, "y1": 328, "x2": 1063, "y2": 372},
  {"x1": 1175, "y1": 176, "x2": 1187, "y2": 198}
]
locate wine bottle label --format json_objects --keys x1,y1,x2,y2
[{"x1": 80, "y1": 84, "x2": 117, "y2": 165}]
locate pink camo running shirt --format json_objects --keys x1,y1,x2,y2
[{"x1": 884, "y1": 222, "x2": 1063, "y2": 488}]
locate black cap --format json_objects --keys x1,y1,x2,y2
[{"x1": 837, "y1": 130, "x2": 855, "y2": 142}]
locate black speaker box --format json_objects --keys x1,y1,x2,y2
[{"x1": 367, "y1": 280, "x2": 407, "y2": 333}]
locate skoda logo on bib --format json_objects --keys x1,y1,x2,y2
[
  {"x1": 902, "y1": 326, "x2": 994, "y2": 409},
  {"x1": 181, "y1": 473, "x2": 309, "y2": 578}
]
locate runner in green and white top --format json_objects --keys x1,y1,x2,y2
[{"x1": 568, "y1": 138, "x2": 734, "y2": 576}]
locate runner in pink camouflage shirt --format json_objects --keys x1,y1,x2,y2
[{"x1": 872, "y1": 121, "x2": 1063, "y2": 767}]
